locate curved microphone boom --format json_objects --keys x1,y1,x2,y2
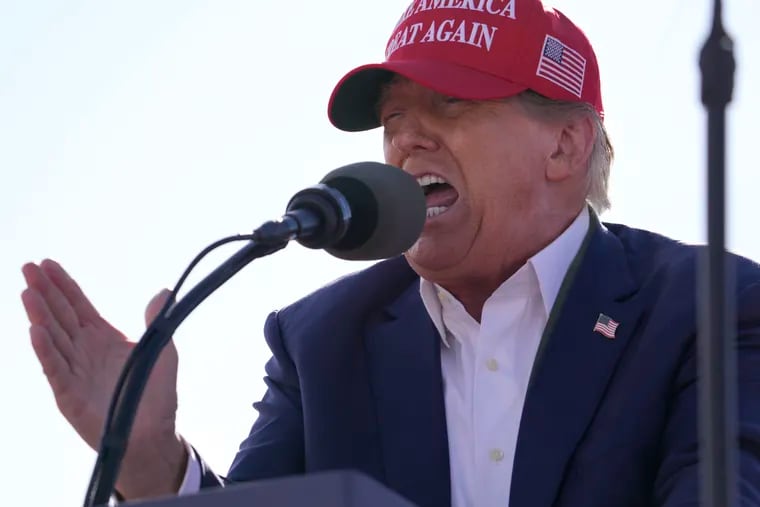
[
  {"x1": 84, "y1": 161, "x2": 425, "y2": 506},
  {"x1": 254, "y1": 161, "x2": 427, "y2": 260}
]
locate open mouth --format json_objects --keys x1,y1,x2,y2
[{"x1": 417, "y1": 174, "x2": 459, "y2": 218}]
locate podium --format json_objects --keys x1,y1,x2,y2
[{"x1": 122, "y1": 470, "x2": 419, "y2": 507}]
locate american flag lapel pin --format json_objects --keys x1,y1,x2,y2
[{"x1": 593, "y1": 313, "x2": 619, "y2": 339}]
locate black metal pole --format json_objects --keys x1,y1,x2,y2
[{"x1": 698, "y1": 1, "x2": 737, "y2": 506}]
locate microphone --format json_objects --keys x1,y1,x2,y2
[
  {"x1": 84, "y1": 161, "x2": 426, "y2": 506},
  {"x1": 254, "y1": 161, "x2": 427, "y2": 260}
]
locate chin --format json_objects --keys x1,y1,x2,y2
[{"x1": 403, "y1": 241, "x2": 463, "y2": 280}]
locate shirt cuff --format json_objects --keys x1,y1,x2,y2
[{"x1": 177, "y1": 439, "x2": 201, "y2": 495}]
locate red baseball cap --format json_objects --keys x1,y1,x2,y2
[{"x1": 328, "y1": 0, "x2": 603, "y2": 132}]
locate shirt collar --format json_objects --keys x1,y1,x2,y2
[
  {"x1": 419, "y1": 206, "x2": 590, "y2": 346},
  {"x1": 530, "y1": 205, "x2": 590, "y2": 317}
]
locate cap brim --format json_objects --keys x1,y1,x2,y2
[{"x1": 327, "y1": 60, "x2": 528, "y2": 132}]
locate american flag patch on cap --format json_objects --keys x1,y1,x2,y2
[{"x1": 536, "y1": 35, "x2": 587, "y2": 98}]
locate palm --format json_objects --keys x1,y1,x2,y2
[{"x1": 21, "y1": 260, "x2": 178, "y2": 454}]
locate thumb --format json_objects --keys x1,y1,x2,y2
[{"x1": 145, "y1": 288, "x2": 173, "y2": 327}]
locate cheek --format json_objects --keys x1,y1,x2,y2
[
  {"x1": 464, "y1": 155, "x2": 540, "y2": 217},
  {"x1": 383, "y1": 139, "x2": 400, "y2": 166}
]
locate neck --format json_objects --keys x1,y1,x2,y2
[
  {"x1": 437, "y1": 207, "x2": 584, "y2": 322},
  {"x1": 446, "y1": 270, "x2": 521, "y2": 322},
  {"x1": 442, "y1": 255, "x2": 528, "y2": 322}
]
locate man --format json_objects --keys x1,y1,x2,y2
[{"x1": 21, "y1": 1, "x2": 760, "y2": 506}]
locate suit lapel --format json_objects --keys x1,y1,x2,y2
[
  {"x1": 510, "y1": 217, "x2": 644, "y2": 507},
  {"x1": 365, "y1": 280, "x2": 451, "y2": 507}
]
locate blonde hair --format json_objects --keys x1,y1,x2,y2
[{"x1": 515, "y1": 90, "x2": 613, "y2": 214}]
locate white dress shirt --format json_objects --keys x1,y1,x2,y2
[
  {"x1": 178, "y1": 208, "x2": 590, "y2": 504},
  {"x1": 419, "y1": 207, "x2": 589, "y2": 507}
]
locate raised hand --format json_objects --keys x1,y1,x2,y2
[{"x1": 21, "y1": 259, "x2": 188, "y2": 499}]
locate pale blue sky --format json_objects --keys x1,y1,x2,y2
[{"x1": 2, "y1": 1, "x2": 759, "y2": 505}]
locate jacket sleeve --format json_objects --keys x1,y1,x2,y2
[
  {"x1": 199, "y1": 309, "x2": 306, "y2": 489},
  {"x1": 654, "y1": 282, "x2": 760, "y2": 506}
]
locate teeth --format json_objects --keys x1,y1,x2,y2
[
  {"x1": 417, "y1": 174, "x2": 447, "y2": 187},
  {"x1": 426, "y1": 206, "x2": 449, "y2": 218}
]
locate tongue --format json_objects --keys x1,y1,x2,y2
[{"x1": 425, "y1": 186, "x2": 459, "y2": 208}]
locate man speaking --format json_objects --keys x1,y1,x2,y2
[{"x1": 21, "y1": 1, "x2": 760, "y2": 506}]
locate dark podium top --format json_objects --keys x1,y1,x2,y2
[{"x1": 123, "y1": 470, "x2": 419, "y2": 507}]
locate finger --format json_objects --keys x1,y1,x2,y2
[
  {"x1": 30, "y1": 325, "x2": 90, "y2": 430},
  {"x1": 22, "y1": 288, "x2": 76, "y2": 360},
  {"x1": 29, "y1": 324, "x2": 73, "y2": 397},
  {"x1": 22, "y1": 262, "x2": 82, "y2": 337},
  {"x1": 145, "y1": 289, "x2": 173, "y2": 327},
  {"x1": 39, "y1": 259, "x2": 101, "y2": 325}
]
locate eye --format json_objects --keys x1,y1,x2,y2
[
  {"x1": 436, "y1": 95, "x2": 470, "y2": 117},
  {"x1": 380, "y1": 110, "x2": 402, "y2": 126},
  {"x1": 437, "y1": 93, "x2": 469, "y2": 106},
  {"x1": 437, "y1": 95, "x2": 470, "y2": 112}
]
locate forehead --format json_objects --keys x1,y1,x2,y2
[
  {"x1": 376, "y1": 75, "x2": 439, "y2": 110},
  {"x1": 375, "y1": 75, "x2": 524, "y2": 118}
]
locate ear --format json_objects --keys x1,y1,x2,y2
[{"x1": 546, "y1": 114, "x2": 596, "y2": 183}]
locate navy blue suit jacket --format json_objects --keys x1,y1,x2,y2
[{"x1": 197, "y1": 218, "x2": 760, "y2": 507}]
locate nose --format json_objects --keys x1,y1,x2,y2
[{"x1": 388, "y1": 117, "x2": 439, "y2": 157}]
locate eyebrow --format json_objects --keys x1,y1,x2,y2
[
  {"x1": 376, "y1": 86, "x2": 392, "y2": 112},
  {"x1": 375, "y1": 75, "x2": 408, "y2": 117}
]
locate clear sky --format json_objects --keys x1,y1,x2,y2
[{"x1": 2, "y1": 1, "x2": 759, "y2": 505}]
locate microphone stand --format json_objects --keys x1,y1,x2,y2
[
  {"x1": 85, "y1": 238, "x2": 288, "y2": 506},
  {"x1": 698, "y1": 1, "x2": 737, "y2": 506},
  {"x1": 84, "y1": 179, "x2": 355, "y2": 506}
]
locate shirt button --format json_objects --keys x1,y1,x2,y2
[
  {"x1": 486, "y1": 358, "x2": 499, "y2": 371},
  {"x1": 490, "y1": 449, "x2": 504, "y2": 462}
]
